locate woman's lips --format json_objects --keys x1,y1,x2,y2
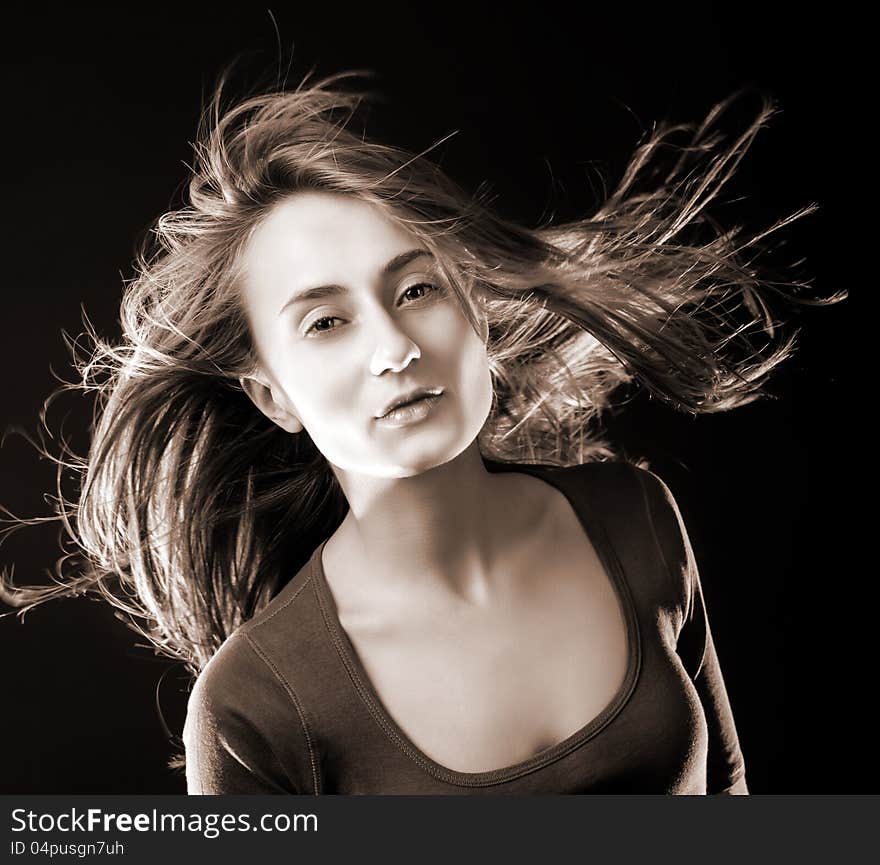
[
  {"x1": 374, "y1": 392, "x2": 445, "y2": 427},
  {"x1": 376, "y1": 387, "x2": 444, "y2": 419}
]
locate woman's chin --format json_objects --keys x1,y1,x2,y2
[{"x1": 349, "y1": 438, "x2": 473, "y2": 480}]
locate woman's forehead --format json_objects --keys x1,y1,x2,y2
[
  {"x1": 238, "y1": 191, "x2": 438, "y2": 315},
  {"x1": 246, "y1": 191, "x2": 420, "y2": 266}
]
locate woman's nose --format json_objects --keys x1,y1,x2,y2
[{"x1": 368, "y1": 311, "x2": 421, "y2": 375}]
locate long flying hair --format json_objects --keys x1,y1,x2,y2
[{"x1": 1, "y1": 67, "x2": 844, "y2": 685}]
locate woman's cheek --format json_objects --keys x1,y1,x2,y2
[{"x1": 417, "y1": 303, "x2": 475, "y2": 353}]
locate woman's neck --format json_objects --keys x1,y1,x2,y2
[{"x1": 323, "y1": 443, "x2": 548, "y2": 613}]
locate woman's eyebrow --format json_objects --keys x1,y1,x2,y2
[{"x1": 277, "y1": 249, "x2": 434, "y2": 316}]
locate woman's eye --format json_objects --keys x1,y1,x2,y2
[
  {"x1": 303, "y1": 284, "x2": 446, "y2": 337},
  {"x1": 304, "y1": 315, "x2": 343, "y2": 337},
  {"x1": 400, "y1": 282, "x2": 446, "y2": 304}
]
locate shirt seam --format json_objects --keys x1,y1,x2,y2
[
  {"x1": 632, "y1": 467, "x2": 690, "y2": 626},
  {"x1": 310, "y1": 568, "x2": 475, "y2": 783},
  {"x1": 636, "y1": 471, "x2": 709, "y2": 682},
  {"x1": 242, "y1": 572, "x2": 313, "y2": 631},
  {"x1": 633, "y1": 467, "x2": 707, "y2": 680},
  {"x1": 239, "y1": 576, "x2": 323, "y2": 795}
]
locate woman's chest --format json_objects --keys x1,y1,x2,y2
[
  {"x1": 338, "y1": 527, "x2": 631, "y2": 775},
  {"x1": 309, "y1": 605, "x2": 707, "y2": 793}
]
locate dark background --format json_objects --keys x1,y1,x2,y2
[{"x1": 0, "y1": 4, "x2": 867, "y2": 793}]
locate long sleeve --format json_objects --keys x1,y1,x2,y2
[
  {"x1": 676, "y1": 567, "x2": 749, "y2": 794},
  {"x1": 183, "y1": 633, "x2": 305, "y2": 794},
  {"x1": 635, "y1": 466, "x2": 749, "y2": 795}
]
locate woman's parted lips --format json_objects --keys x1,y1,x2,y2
[{"x1": 375, "y1": 386, "x2": 444, "y2": 418}]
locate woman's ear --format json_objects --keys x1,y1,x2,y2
[{"x1": 239, "y1": 373, "x2": 304, "y2": 434}]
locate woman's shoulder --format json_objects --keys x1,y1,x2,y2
[
  {"x1": 487, "y1": 455, "x2": 685, "y2": 520},
  {"x1": 183, "y1": 623, "x2": 318, "y2": 794},
  {"x1": 186, "y1": 631, "x2": 275, "y2": 721},
  {"x1": 543, "y1": 457, "x2": 682, "y2": 512},
  {"x1": 577, "y1": 459, "x2": 693, "y2": 566},
  {"x1": 506, "y1": 457, "x2": 694, "y2": 576},
  {"x1": 485, "y1": 455, "x2": 637, "y2": 482},
  {"x1": 186, "y1": 539, "x2": 347, "y2": 733},
  {"x1": 186, "y1": 547, "x2": 320, "y2": 697},
  {"x1": 494, "y1": 456, "x2": 663, "y2": 506}
]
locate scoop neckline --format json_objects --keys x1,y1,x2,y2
[{"x1": 309, "y1": 459, "x2": 643, "y2": 787}]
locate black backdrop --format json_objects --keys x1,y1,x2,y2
[{"x1": 0, "y1": 3, "x2": 867, "y2": 793}]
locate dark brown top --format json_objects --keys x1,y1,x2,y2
[{"x1": 183, "y1": 459, "x2": 748, "y2": 794}]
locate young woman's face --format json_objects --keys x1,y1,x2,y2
[{"x1": 237, "y1": 191, "x2": 494, "y2": 478}]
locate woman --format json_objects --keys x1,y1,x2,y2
[{"x1": 0, "y1": 68, "x2": 844, "y2": 794}]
